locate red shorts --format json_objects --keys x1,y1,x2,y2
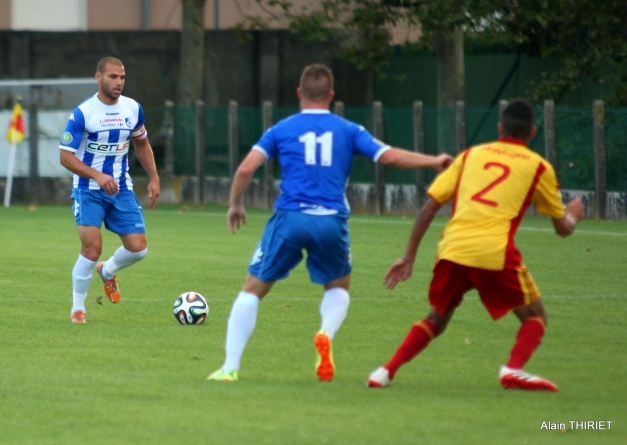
[{"x1": 429, "y1": 259, "x2": 540, "y2": 320}]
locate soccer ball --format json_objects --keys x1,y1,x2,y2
[{"x1": 173, "y1": 292, "x2": 209, "y2": 325}]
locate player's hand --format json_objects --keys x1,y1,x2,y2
[
  {"x1": 147, "y1": 178, "x2": 160, "y2": 211},
  {"x1": 566, "y1": 196, "x2": 585, "y2": 223},
  {"x1": 384, "y1": 257, "x2": 414, "y2": 289},
  {"x1": 96, "y1": 173, "x2": 119, "y2": 196},
  {"x1": 433, "y1": 154, "x2": 454, "y2": 172},
  {"x1": 227, "y1": 204, "x2": 247, "y2": 234}
]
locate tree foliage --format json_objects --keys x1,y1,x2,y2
[
  {"x1": 236, "y1": 0, "x2": 627, "y2": 104},
  {"x1": 493, "y1": 0, "x2": 627, "y2": 105}
]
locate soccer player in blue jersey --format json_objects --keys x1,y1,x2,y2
[
  {"x1": 208, "y1": 63, "x2": 453, "y2": 382},
  {"x1": 59, "y1": 57, "x2": 160, "y2": 323}
]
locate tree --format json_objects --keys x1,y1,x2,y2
[
  {"x1": 179, "y1": 0, "x2": 207, "y2": 106},
  {"x1": 489, "y1": 0, "x2": 627, "y2": 105},
  {"x1": 236, "y1": 1, "x2": 482, "y2": 152},
  {"x1": 237, "y1": 0, "x2": 627, "y2": 106}
]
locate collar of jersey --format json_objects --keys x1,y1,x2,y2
[
  {"x1": 498, "y1": 137, "x2": 528, "y2": 147},
  {"x1": 301, "y1": 109, "x2": 331, "y2": 114},
  {"x1": 94, "y1": 93, "x2": 120, "y2": 109}
]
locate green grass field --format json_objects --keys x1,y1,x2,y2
[{"x1": 0, "y1": 204, "x2": 624, "y2": 445}]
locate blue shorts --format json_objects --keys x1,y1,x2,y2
[
  {"x1": 248, "y1": 209, "x2": 352, "y2": 285},
  {"x1": 71, "y1": 188, "x2": 146, "y2": 235}
]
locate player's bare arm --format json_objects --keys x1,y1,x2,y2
[
  {"x1": 384, "y1": 197, "x2": 442, "y2": 289},
  {"x1": 133, "y1": 136, "x2": 160, "y2": 211},
  {"x1": 227, "y1": 150, "x2": 267, "y2": 234},
  {"x1": 552, "y1": 196, "x2": 585, "y2": 237},
  {"x1": 60, "y1": 149, "x2": 119, "y2": 196},
  {"x1": 378, "y1": 148, "x2": 453, "y2": 172}
]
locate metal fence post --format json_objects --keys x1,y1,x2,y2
[
  {"x1": 593, "y1": 100, "x2": 607, "y2": 219},
  {"x1": 373, "y1": 101, "x2": 385, "y2": 215},
  {"x1": 262, "y1": 101, "x2": 274, "y2": 210},
  {"x1": 543, "y1": 100, "x2": 557, "y2": 170},
  {"x1": 163, "y1": 100, "x2": 175, "y2": 176},
  {"x1": 455, "y1": 100, "x2": 467, "y2": 153},
  {"x1": 28, "y1": 88, "x2": 40, "y2": 206},
  {"x1": 194, "y1": 100, "x2": 205, "y2": 203},
  {"x1": 333, "y1": 101, "x2": 345, "y2": 117},
  {"x1": 228, "y1": 101, "x2": 239, "y2": 179},
  {"x1": 413, "y1": 101, "x2": 426, "y2": 209}
]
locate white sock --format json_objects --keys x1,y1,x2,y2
[
  {"x1": 319, "y1": 288, "x2": 350, "y2": 340},
  {"x1": 101, "y1": 247, "x2": 147, "y2": 279},
  {"x1": 72, "y1": 254, "x2": 97, "y2": 313},
  {"x1": 222, "y1": 291, "x2": 260, "y2": 372}
]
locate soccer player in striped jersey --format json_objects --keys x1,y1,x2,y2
[
  {"x1": 367, "y1": 100, "x2": 585, "y2": 391},
  {"x1": 60, "y1": 57, "x2": 160, "y2": 324},
  {"x1": 207, "y1": 63, "x2": 453, "y2": 382}
]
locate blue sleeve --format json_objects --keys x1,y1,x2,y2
[
  {"x1": 135, "y1": 103, "x2": 146, "y2": 130},
  {"x1": 59, "y1": 107, "x2": 85, "y2": 151},
  {"x1": 351, "y1": 124, "x2": 390, "y2": 160},
  {"x1": 253, "y1": 125, "x2": 278, "y2": 160}
]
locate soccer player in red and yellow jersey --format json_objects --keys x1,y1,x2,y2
[{"x1": 367, "y1": 100, "x2": 585, "y2": 391}]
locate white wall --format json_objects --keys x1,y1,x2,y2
[{"x1": 11, "y1": 0, "x2": 86, "y2": 30}]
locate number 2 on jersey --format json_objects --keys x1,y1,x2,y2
[
  {"x1": 471, "y1": 162, "x2": 511, "y2": 207},
  {"x1": 299, "y1": 131, "x2": 333, "y2": 166}
]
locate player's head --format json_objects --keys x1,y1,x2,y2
[
  {"x1": 96, "y1": 57, "x2": 123, "y2": 74},
  {"x1": 499, "y1": 100, "x2": 536, "y2": 141},
  {"x1": 298, "y1": 64, "x2": 334, "y2": 104},
  {"x1": 95, "y1": 57, "x2": 125, "y2": 104}
]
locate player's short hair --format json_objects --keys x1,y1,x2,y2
[
  {"x1": 501, "y1": 100, "x2": 534, "y2": 140},
  {"x1": 96, "y1": 57, "x2": 124, "y2": 74},
  {"x1": 300, "y1": 64, "x2": 334, "y2": 102}
]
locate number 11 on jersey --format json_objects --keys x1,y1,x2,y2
[{"x1": 300, "y1": 131, "x2": 333, "y2": 166}]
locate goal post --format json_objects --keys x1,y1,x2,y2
[{"x1": 0, "y1": 78, "x2": 97, "y2": 207}]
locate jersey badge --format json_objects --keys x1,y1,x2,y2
[
  {"x1": 61, "y1": 132, "x2": 73, "y2": 145},
  {"x1": 125, "y1": 118, "x2": 132, "y2": 128}
]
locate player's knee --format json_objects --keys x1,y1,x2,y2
[
  {"x1": 427, "y1": 308, "x2": 453, "y2": 336},
  {"x1": 434, "y1": 321, "x2": 449, "y2": 336},
  {"x1": 81, "y1": 246, "x2": 102, "y2": 261}
]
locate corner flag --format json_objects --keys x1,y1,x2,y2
[
  {"x1": 6, "y1": 100, "x2": 26, "y2": 143},
  {"x1": 4, "y1": 98, "x2": 26, "y2": 207}
]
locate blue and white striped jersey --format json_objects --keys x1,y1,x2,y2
[
  {"x1": 59, "y1": 94, "x2": 147, "y2": 191},
  {"x1": 253, "y1": 109, "x2": 390, "y2": 216}
]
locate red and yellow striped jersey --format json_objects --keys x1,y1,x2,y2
[{"x1": 428, "y1": 138, "x2": 566, "y2": 270}]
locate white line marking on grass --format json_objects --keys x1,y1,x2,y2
[{"x1": 151, "y1": 211, "x2": 627, "y2": 237}]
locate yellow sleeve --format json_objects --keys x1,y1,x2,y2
[
  {"x1": 533, "y1": 161, "x2": 566, "y2": 218},
  {"x1": 427, "y1": 150, "x2": 467, "y2": 205}
]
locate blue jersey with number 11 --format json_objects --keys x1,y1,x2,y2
[{"x1": 253, "y1": 109, "x2": 390, "y2": 215}]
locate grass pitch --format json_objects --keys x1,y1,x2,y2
[{"x1": 0, "y1": 204, "x2": 624, "y2": 445}]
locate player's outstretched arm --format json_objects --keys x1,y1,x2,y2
[
  {"x1": 228, "y1": 150, "x2": 267, "y2": 234},
  {"x1": 552, "y1": 196, "x2": 585, "y2": 237},
  {"x1": 384, "y1": 197, "x2": 442, "y2": 289},
  {"x1": 134, "y1": 136, "x2": 160, "y2": 211},
  {"x1": 378, "y1": 148, "x2": 454, "y2": 172}
]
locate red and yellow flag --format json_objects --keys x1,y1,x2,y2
[{"x1": 6, "y1": 101, "x2": 26, "y2": 144}]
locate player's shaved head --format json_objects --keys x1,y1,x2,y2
[
  {"x1": 300, "y1": 64, "x2": 334, "y2": 102},
  {"x1": 97, "y1": 57, "x2": 124, "y2": 74},
  {"x1": 501, "y1": 100, "x2": 534, "y2": 140}
]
